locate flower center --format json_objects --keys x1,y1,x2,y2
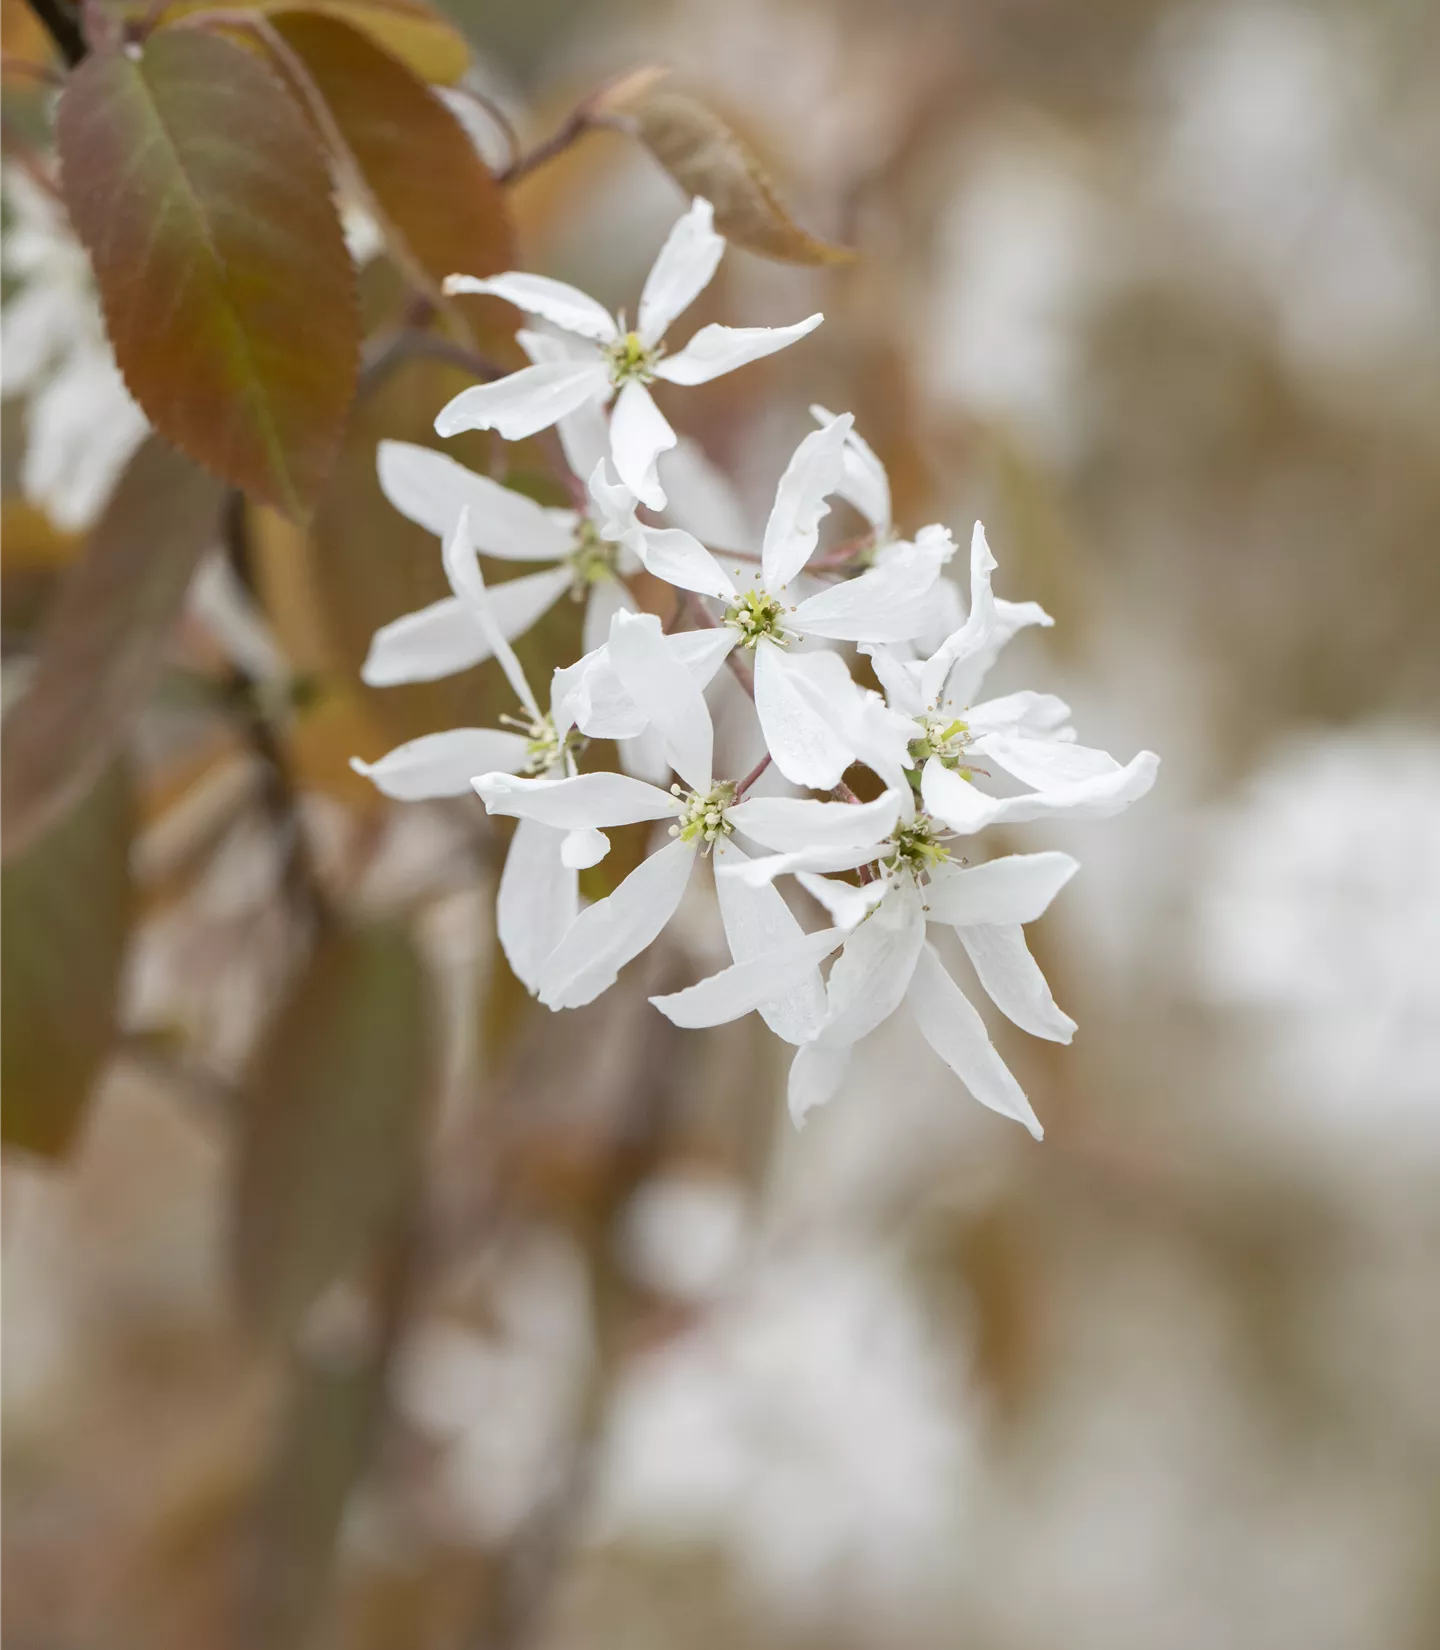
[
  {"x1": 882, "y1": 814, "x2": 953, "y2": 878},
  {"x1": 499, "y1": 709, "x2": 586, "y2": 776},
  {"x1": 723, "y1": 588, "x2": 793, "y2": 649},
  {"x1": 668, "y1": 781, "x2": 737, "y2": 849},
  {"x1": 566, "y1": 517, "x2": 620, "y2": 594},
  {"x1": 908, "y1": 712, "x2": 972, "y2": 772},
  {"x1": 604, "y1": 329, "x2": 660, "y2": 386}
]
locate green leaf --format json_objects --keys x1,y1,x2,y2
[
  {"x1": 1, "y1": 436, "x2": 225, "y2": 858},
  {"x1": 232, "y1": 921, "x2": 433, "y2": 1340},
  {"x1": 602, "y1": 74, "x2": 855, "y2": 266},
  {"x1": 1, "y1": 767, "x2": 133, "y2": 1160},
  {"x1": 55, "y1": 31, "x2": 359, "y2": 519},
  {"x1": 268, "y1": 12, "x2": 514, "y2": 304}
]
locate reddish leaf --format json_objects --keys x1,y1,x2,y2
[
  {"x1": 55, "y1": 30, "x2": 359, "y2": 518},
  {"x1": 268, "y1": 12, "x2": 513, "y2": 302},
  {"x1": 232, "y1": 921, "x2": 433, "y2": 1340},
  {"x1": 2, "y1": 767, "x2": 133, "y2": 1160},
  {"x1": 1, "y1": 436, "x2": 225, "y2": 858},
  {"x1": 601, "y1": 74, "x2": 855, "y2": 266}
]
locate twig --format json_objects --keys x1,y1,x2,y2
[
  {"x1": 221, "y1": 491, "x2": 334, "y2": 938},
  {"x1": 450, "y1": 84, "x2": 522, "y2": 174},
  {"x1": 499, "y1": 107, "x2": 592, "y2": 187},
  {"x1": 22, "y1": 0, "x2": 85, "y2": 65},
  {"x1": 734, "y1": 751, "x2": 771, "y2": 798}
]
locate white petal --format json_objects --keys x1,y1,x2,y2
[
  {"x1": 618, "y1": 724, "x2": 673, "y2": 786},
  {"x1": 976, "y1": 740, "x2": 1160, "y2": 821},
  {"x1": 377, "y1": 440, "x2": 573, "y2": 560},
  {"x1": 350, "y1": 729, "x2": 528, "y2": 800},
  {"x1": 761, "y1": 414, "x2": 852, "y2": 591},
  {"x1": 921, "y1": 852, "x2": 1079, "y2": 928},
  {"x1": 787, "y1": 1040, "x2": 852, "y2": 1126},
  {"x1": 714, "y1": 838, "x2": 829, "y2": 1044},
  {"x1": 361, "y1": 567, "x2": 570, "y2": 686},
  {"x1": 638, "y1": 197, "x2": 725, "y2": 346},
  {"x1": 727, "y1": 788, "x2": 901, "y2": 853},
  {"x1": 610, "y1": 381, "x2": 676, "y2": 510},
  {"x1": 905, "y1": 943, "x2": 1043, "y2": 1137},
  {"x1": 796, "y1": 872, "x2": 889, "y2": 930},
  {"x1": 976, "y1": 733, "x2": 1133, "y2": 790},
  {"x1": 671, "y1": 626, "x2": 745, "y2": 685},
  {"x1": 443, "y1": 272, "x2": 618, "y2": 343},
  {"x1": 959, "y1": 924, "x2": 1076, "y2": 1044},
  {"x1": 608, "y1": 610, "x2": 714, "y2": 792},
  {"x1": 498, "y1": 818, "x2": 578, "y2": 994},
  {"x1": 793, "y1": 542, "x2": 947, "y2": 643},
  {"x1": 633, "y1": 525, "x2": 737, "y2": 600},
  {"x1": 582, "y1": 576, "x2": 632, "y2": 657},
  {"x1": 917, "y1": 520, "x2": 1003, "y2": 705},
  {"x1": 752, "y1": 640, "x2": 856, "y2": 789},
  {"x1": 861, "y1": 643, "x2": 926, "y2": 717},
  {"x1": 654, "y1": 314, "x2": 824, "y2": 387},
  {"x1": 473, "y1": 770, "x2": 678, "y2": 830},
  {"x1": 651, "y1": 923, "x2": 845, "y2": 1029},
  {"x1": 435, "y1": 361, "x2": 609, "y2": 441},
  {"x1": 921, "y1": 754, "x2": 1159, "y2": 831},
  {"x1": 561, "y1": 826, "x2": 610, "y2": 870},
  {"x1": 441, "y1": 511, "x2": 540, "y2": 717},
  {"x1": 539, "y1": 837, "x2": 696, "y2": 1009},
  {"x1": 552, "y1": 626, "x2": 736, "y2": 741},
  {"x1": 811, "y1": 402, "x2": 890, "y2": 534},
  {"x1": 718, "y1": 844, "x2": 888, "y2": 887},
  {"x1": 946, "y1": 597, "x2": 1054, "y2": 708},
  {"x1": 965, "y1": 690, "x2": 1072, "y2": 738},
  {"x1": 813, "y1": 879, "x2": 926, "y2": 1046}
]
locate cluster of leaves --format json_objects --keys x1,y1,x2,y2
[{"x1": 2, "y1": 0, "x2": 849, "y2": 1230}]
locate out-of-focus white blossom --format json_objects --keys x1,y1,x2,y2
[{"x1": 1, "y1": 165, "x2": 147, "y2": 531}]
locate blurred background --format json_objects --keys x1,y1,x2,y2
[{"x1": 4, "y1": 0, "x2": 1440, "y2": 1646}]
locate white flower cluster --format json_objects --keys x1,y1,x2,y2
[{"x1": 352, "y1": 199, "x2": 1159, "y2": 1134}]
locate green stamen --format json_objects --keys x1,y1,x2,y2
[
  {"x1": 604, "y1": 329, "x2": 660, "y2": 386},
  {"x1": 882, "y1": 815, "x2": 953, "y2": 877},
  {"x1": 668, "y1": 781, "x2": 736, "y2": 849},
  {"x1": 566, "y1": 517, "x2": 620, "y2": 594},
  {"x1": 723, "y1": 588, "x2": 792, "y2": 649},
  {"x1": 499, "y1": 709, "x2": 587, "y2": 777}
]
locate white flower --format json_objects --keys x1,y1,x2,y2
[
  {"x1": 861, "y1": 522, "x2": 1160, "y2": 830},
  {"x1": 615, "y1": 414, "x2": 952, "y2": 788},
  {"x1": 434, "y1": 198, "x2": 823, "y2": 509},
  {"x1": 1, "y1": 165, "x2": 147, "y2": 531},
  {"x1": 351, "y1": 508, "x2": 596, "y2": 992},
  {"x1": 664, "y1": 791, "x2": 1080, "y2": 1133},
  {"x1": 362, "y1": 440, "x2": 640, "y2": 686},
  {"x1": 472, "y1": 610, "x2": 886, "y2": 1012}
]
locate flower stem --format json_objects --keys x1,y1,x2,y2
[{"x1": 734, "y1": 752, "x2": 771, "y2": 798}]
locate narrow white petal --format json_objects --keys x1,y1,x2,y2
[
  {"x1": 796, "y1": 872, "x2": 889, "y2": 930},
  {"x1": 497, "y1": 817, "x2": 578, "y2": 994},
  {"x1": 441, "y1": 511, "x2": 541, "y2": 717},
  {"x1": 654, "y1": 314, "x2": 824, "y2": 387},
  {"x1": 714, "y1": 838, "x2": 829, "y2": 1044},
  {"x1": 753, "y1": 640, "x2": 856, "y2": 789},
  {"x1": 608, "y1": 610, "x2": 714, "y2": 792},
  {"x1": 813, "y1": 879, "x2": 926, "y2": 1047},
  {"x1": 760, "y1": 414, "x2": 852, "y2": 591},
  {"x1": 552, "y1": 625, "x2": 737, "y2": 741},
  {"x1": 811, "y1": 402, "x2": 890, "y2": 533},
  {"x1": 610, "y1": 381, "x2": 676, "y2": 510},
  {"x1": 965, "y1": 690, "x2": 1072, "y2": 738},
  {"x1": 976, "y1": 733, "x2": 1130, "y2": 789},
  {"x1": 360, "y1": 566, "x2": 570, "y2": 686},
  {"x1": 539, "y1": 837, "x2": 696, "y2": 1009},
  {"x1": 922, "y1": 852, "x2": 1079, "y2": 928},
  {"x1": 443, "y1": 272, "x2": 618, "y2": 343},
  {"x1": 906, "y1": 943, "x2": 1043, "y2": 1138},
  {"x1": 561, "y1": 826, "x2": 610, "y2": 869},
  {"x1": 945, "y1": 597, "x2": 1054, "y2": 708},
  {"x1": 719, "y1": 844, "x2": 886, "y2": 887},
  {"x1": 618, "y1": 724, "x2": 673, "y2": 786},
  {"x1": 350, "y1": 729, "x2": 528, "y2": 800},
  {"x1": 861, "y1": 643, "x2": 926, "y2": 717},
  {"x1": 376, "y1": 441, "x2": 573, "y2": 560},
  {"x1": 633, "y1": 525, "x2": 737, "y2": 600},
  {"x1": 793, "y1": 543, "x2": 947, "y2": 642},
  {"x1": 727, "y1": 788, "x2": 901, "y2": 853},
  {"x1": 920, "y1": 758, "x2": 1012, "y2": 834},
  {"x1": 637, "y1": 198, "x2": 725, "y2": 346},
  {"x1": 787, "y1": 1039, "x2": 852, "y2": 1126},
  {"x1": 972, "y1": 741, "x2": 1161, "y2": 822},
  {"x1": 581, "y1": 576, "x2": 632, "y2": 657},
  {"x1": 435, "y1": 361, "x2": 609, "y2": 441},
  {"x1": 473, "y1": 770, "x2": 678, "y2": 829},
  {"x1": 959, "y1": 924, "x2": 1076, "y2": 1044},
  {"x1": 671, "y1": 626, "x2": 744, "y2": 685},
  {"x1": 917, "y1": 520, "x2": 1002, "y2": 706},
  {"x1": 650, "y1": 925, "x2": 845, "y2": 1030}
]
